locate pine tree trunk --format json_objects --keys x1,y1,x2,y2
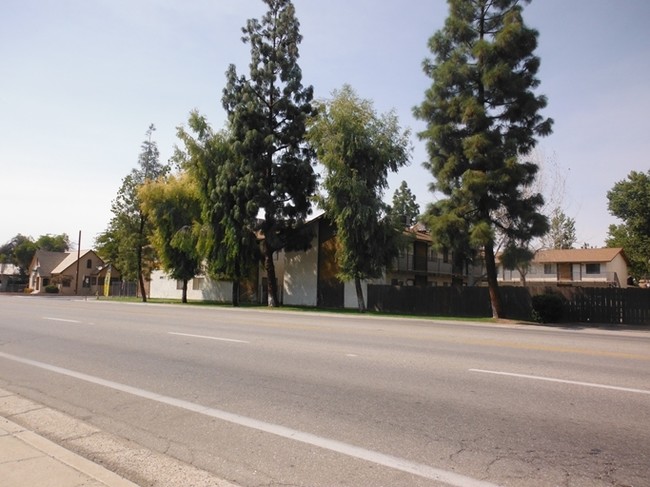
[
  {"x1": 354, "y1": 277, "x2": 366, "y2": 313},
  {"x1": 182, "y1": 279, "x2": 188, "y2": 304},
  {"x1": 263, "y1": 243, "x2": 279, "y2": 307},
  {"x1": 484, "y1": 243, "x2": 504, "y2": 318},
  {"x1": 232, "y1": 280, "x2": 240, "y2": 307}
]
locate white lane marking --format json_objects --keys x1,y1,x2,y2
[
  {"x1": 469, "y1": 369, "x2": 650, "y2": 395},
  {"x1": 43, "y1": 317, "x2": 84, "y2": 324},
  {"x1": 0, "y1": 352, "x2": 499, "y2": 487},
  {"x1": 168, "y1": 332, "x2": 249, "y2": 344}
]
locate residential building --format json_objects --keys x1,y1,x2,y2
[
  {"x1": 28, "y1": 249, "x2": 119, "y2": 295},
  {"x1": 498, "y1": 247, "x2": 629, "y2": 288}
]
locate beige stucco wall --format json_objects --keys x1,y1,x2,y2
[
  {"x1": 283, "y1": 231, "x2": 319, "y2": 307},
  {"x1": 149, "y1": 270, "x2": 233, "y2": 301}
]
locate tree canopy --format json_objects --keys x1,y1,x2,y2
[
  {"x1": 139, "y1": 174, "x2": 202, "y2": 303},
  {"x1": 309, "y1": 85, "x2": 411, "y2": 311},
  {"x1": 0, "y1": 233, "x2": 70, "y2": 275},
  {"x1": 175, "y1": 111, "x2": 260, "y2": 305},
  {"x1": 415, "y1": 0, "x2": 552, "y2": 318},
  {"x1": 390, "y1": 181, "x2": 420, "y2": 228},
  {"x1": 222, "y1": 0, "x2": 316, "y2": 307},
  {"x1": 606, "y1": 170, "x2": 650, "y2": 281},
  {"x1": 96, "y1": 124, "x2": 169, "y2": 300}
]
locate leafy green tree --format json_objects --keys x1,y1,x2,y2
[
  {"x1": 607, "y1": 170, "x2": 650, "y2": 282},
  {"x1": 414, "y1": 0, "x2": 552, "y2": 318},
  {"x1": 390, "y1": 181, "x2": 420, "y2": 228},
  {"x1": 309, "y1": 85, "x2": 411, "y2": 312},
  {"x1": 175, "y1": 112, "x2": 260, "y2": 306},
  {"x1": 1, "y1": 235, "x2": 36, "y2": 274},
  {"x1": 0, "y1": 233, "x2": 70, "y2": 275},
  {"x1": 222, "y1": 0, "x2": 316, "y2": 307},
  {"x1": 139, "y1": 174, "x2": 202, "y2": 303},
  {"x1": 35, "y1": 234, "x2": 71, "y2": 252},
  {"x1": 542, "y1": 207, "x2": 576, "y2": 250},
  {"x1": 97, "y1": 124, "x2": 169, "y2": 301}
]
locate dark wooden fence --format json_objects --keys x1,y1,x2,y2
[{"x1": 367, "y1": 284, "x2": 650, "y2": 326}]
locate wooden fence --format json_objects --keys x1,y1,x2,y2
[{"x1": 367, "y1": 285, "x2": 650, "y2": 326}]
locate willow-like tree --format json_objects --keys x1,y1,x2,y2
[
  {"x1": 139, "y1": 174, "x2": 202, "y2": 303},
  {"x1": 222, "y1": 0, "x2": 316, "y2": 307},
  {"x1": 175, "y1": 112, "x2": 260, "y2": 306},
  {"x1": 97, "y1": 124, "x2": 169, "y2": 301},
  {"x1": 309, "y1": 85, "x2": 411, "y2": 312},
  {"x1": 415, "y1": 0, "x2": 552, "y2": 318}
]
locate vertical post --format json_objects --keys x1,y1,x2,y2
[{"x1": 74, "y1": 230, "x2": 81, "y2": 295}]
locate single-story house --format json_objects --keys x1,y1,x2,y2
[
  {"x1": 28, "y1": 249, "x2": 119, "y2": 295},
  {"x1": 498, "y1": 247, "x2": 629, "y2": 288},
  {"x1": 0, "y1": 263, "x2": 23, "y2": 292}
]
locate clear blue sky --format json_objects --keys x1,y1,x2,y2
[{"x1": 1, "y1": 0, "x2": 648, "y2": 249}]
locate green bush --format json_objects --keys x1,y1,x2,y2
[
  {"x1": 531, "y1": 293, "x2": 564, "y2": 323},
  {"x1": 44, "y1": 284, "x2": 60, "y2": 294}
]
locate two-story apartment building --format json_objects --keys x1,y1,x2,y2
[{"x1": 388, "y1": 224, "x2": 484, "y2": 287}]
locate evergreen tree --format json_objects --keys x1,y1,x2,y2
[
  {"x1": 309, "y1": 85, "x2": 411, "y2": 312},
  {"x1": 543, "y1": 207, "x2": 576, "y2": 249},
  {"x1": 139, "y1": 174, "x2": 202, "y2": 303},
  {"x1": 222, "y1": 0, "x2": 316, "y2": 307},
  {"x1": 415, "y1": 0, "x2": 552, "y2": 318},
  {"x1": 606, "y1": 170, "x2": 650, "y2": 281},
  {"x1": 390, "y1": 181, "x2": 420, "y2": 228},
  {"x1": 97, "y1": 125, "x2": 169, "y2": 301}
]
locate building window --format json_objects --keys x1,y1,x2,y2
[
  {"x1": 176, "y1": 280, "x2": 184, "y2": 290},
  {"x1": 442, "y1": 249, "x2": 449, "y2": 263},
  {"x1": 86, "y1": 259, "x2": 92, "y2": 269},
  {"x1": 544, "y1": 264, "x2": 554, "y2": 275},
  {"x1": 192, "y1": 277, "x2": 205, "y2": 290},
  {"x1": 62, "y1": 278, "x2": 71, "y2": 288},
  {"x1": 585, "y1": 263, "x2": 601, "y2": 274}
]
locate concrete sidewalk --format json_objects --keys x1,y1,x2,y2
[
  {"x1": 0, "y1": 415, "x2": 138, "y2": 487},
  {"x1": 0, "y1": 387, "x2": 238, "y2": 487}
]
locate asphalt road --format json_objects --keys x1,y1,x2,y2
[{"x1": 1, "y1": 295, "x2": 649, "y2": 486}]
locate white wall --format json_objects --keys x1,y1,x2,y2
[
  {"x1": 149, "y1": 270, "x2": 232, "y2": 301},
  {"x1": 283, "y1": 237, "x2": 319, "y2": 307}
]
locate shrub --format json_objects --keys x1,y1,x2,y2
[
  {"x1": 531, "y1": 293, "x2": 564, "y2": 323},
  {"x1": 44, "y1": 284, "x2": 60, "y2": 294}
]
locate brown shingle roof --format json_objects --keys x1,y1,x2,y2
[{"x1": 534, "y1": 247, "x2": 626, "y2": 264}]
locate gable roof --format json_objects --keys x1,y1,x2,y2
[
  {"x1": 534, "y1": 247, "x2": 626, "y2": 264},
  {"x1": 33, "y1": 249, "x2": 102, "y2": 275},
  {"x1": 51, "y1": 250, "x2": 96, "y2": 274},
  {"x1": 32, "y1": 250, "x2": 68, "y2": 275}
]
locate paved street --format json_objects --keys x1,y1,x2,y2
[{"x1": 1, "y1": 295, "x2": 649, "y2": 486}]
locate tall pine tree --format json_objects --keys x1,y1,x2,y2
[
  {"x1": 222, "y1": 0, "x2": 316, "y2": 307},
  {"x1": 415, "y1": 0, "x2": 552, "y2": 318}
]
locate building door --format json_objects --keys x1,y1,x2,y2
[{"x1": 558, "y1": 264, "x2": 572, "y2": 282}]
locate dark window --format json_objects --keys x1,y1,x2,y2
[
  {"x1": 585, "y1": 263, "x2": 601, "y2": 274},
  {"x1": 544, "y1": 264, "x2": 554, "y2": 274},
  {"x1": 86, "y1": 259, "x2": 92, "y2": 269}
]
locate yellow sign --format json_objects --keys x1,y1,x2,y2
[{"x1": 104, "y1": 265, "x2": 111, "y2": 297}]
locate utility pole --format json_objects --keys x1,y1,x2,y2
[{"x1": 74, "y1": 230, "x2": 81, "y2": 295}]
